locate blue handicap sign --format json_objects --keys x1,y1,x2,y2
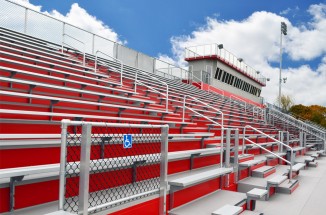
[{"x1": 123, "y1": 134, "x2": 132, "y2": 148}]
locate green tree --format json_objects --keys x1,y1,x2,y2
[{"x1": 289, "y1": 104, "x2": 326, "y2": 129}]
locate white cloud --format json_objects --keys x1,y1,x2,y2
[
  {"x1": 157, "y1": 53, "x2": 176, "y2": 65},
  {"x1": 8, "y1": 0, "x2": 124, "y2": 45},
  {"x1": 166, "y1": 4, "x2": 326, "y2": 106},
  {"x1": 47, "y1": 3, "x2": 124, "y2": 44}
]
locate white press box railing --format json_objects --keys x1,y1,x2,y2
[{"x1": 185, "y1": 44, "x2": 266, "y2": 86}]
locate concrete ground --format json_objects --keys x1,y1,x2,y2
[{"x1": 255, "y1": 156, "x2": 326, "y2": 215}]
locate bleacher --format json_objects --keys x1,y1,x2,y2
[{"x1": 0, "y1": 22, "x2": 325, "y2": 215}]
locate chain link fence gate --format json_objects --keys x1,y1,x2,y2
[{"x1": 58, "y1": 120, "x2": 169, "y2": 215}]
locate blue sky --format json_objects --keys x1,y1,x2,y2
[
  {"x1": 30, "y1": 0, "x2": 323, "y2": 57},
  {"x1": 9, "y1": 0, "x2": 326, "y2": 105}
]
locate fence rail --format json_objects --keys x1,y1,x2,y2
[
  {"x1": 0, "y1": 0, "x2": 188, "y2": 82},
  {"x1": 59, "y1": 120, "x2": 169, "y2": 215}
]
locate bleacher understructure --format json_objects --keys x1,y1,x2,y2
[{"x1": 0, "y1": 12, "x2": 326, "y2": 215}]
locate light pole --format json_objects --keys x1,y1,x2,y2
[{"x1": 279, "y1": 22, "x2": 287, "y2": 108}]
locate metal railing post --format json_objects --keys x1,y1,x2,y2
[
  {"x1": 62, "y1": 33, "x2": 86, "y2": 66},
  {"x1": 61, "y1": 23, "x2": 65, "y2": 54},
  {"x1": 278, "y1": 131, "x2": 283, "y2": 153},
  {"x1": 58, "y1": 119, "x2": 69, "y2": 211},
  {"x1": 78, "y1": 123, "x2": 92, "y2": 215},
  {"x1": 225, "y1": 129, "x2": 231, "y2": 168},
  {"x1": 134, "y1": 70, "x2": 138, "y2": 93},
  {"x1": 242, "y1": 125, "x2": 294, "y2": 182},
  {"x1": 24, "y1": 8, "x2": 28, "y2": 34},
  {"x1": 182, "y1": 96, "x2": 186, "y2": 123},
  {"x1": 234, "y1": 129, "x2": 239, "y2": 183},
  {"x1": 95, "y1": 50, "x2": 123, "y2": 86},
  {"x1": 159, "y1": 125, "x2": 169, "y2": 215}
]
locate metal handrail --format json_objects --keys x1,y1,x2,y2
[
  {"x1": 269, "y1": 113, "x2": 325, "y2": 140},
  {"x1": 267, "y1": 103, "x2": 326, "y2": 133},
  {"x1": 184, "y1": 106, "x2": 225, "y2": 168},
  {"x1": 135, "y1": 70, "x2": 169, "y2": 112},
  {"x1": 182, "y1": 95, "x2": 224, "y2": 168},
  {"x1": 242, "y1": 125, "x2": 294, "y2": 182},
  {"x1": 230, "y1": 95, "x2": 247, "y2": 112},
  {"x1": 253, "y1": 106, "x2": 264, "y2": 120},
  {"x1": 62, "y1": 33, "x2": 85, "y2": 66},
  {"x1": 95, "y1": 50, "x2": 123, "y2": 86},
  {"x1": 268, "y1": 107, "x2": 326, "y2": 138},
  {"x1": 192, "y1": 73, "x2": 203, "y2": 90}
]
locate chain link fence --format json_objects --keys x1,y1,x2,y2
[{"x1": 59, "y1": 120, "x2": 168, "y2": 214}]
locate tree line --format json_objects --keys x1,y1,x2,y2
[{"x1": 277, "y1": 94, "x2": 326, "y2": 129}]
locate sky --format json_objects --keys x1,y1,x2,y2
[{"x1": 6, "y1": 0, "x2": 326, "y2": 106}]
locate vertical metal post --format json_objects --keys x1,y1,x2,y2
[
  {"x1": 182, "y1": 96, "x2": 186, "y2": 123},
  {"x1": 234, "y1": 129, "x2": 239, "y2": 183},
  {"x1": 323, "y1": 133, "x2": 326, "y2": 153},
  {"x1": 303, "y1": 132, "x2": 307, "y2": 148},
  {"x1": 78, "y1": 123, "x2": 92, "y2": 215},
  {"x1": 59, "y1": 120, "x2": 69, "y2": 210},
  {"x1": 92, "y1": 34, "x2": 95, "y2": 55},
  {"x1": 286, "y1": 131, "x2": 289, "y2": 146},
  {"x1": 134, "y1": 70, "x2": 138, "y2": 93},
  {"x1": 278, "y1": 131, "x2": 283, "y2": 153},
  {"x1": 324, "y1": 133, "x2": 326, "y2": 153},
  {"x1": 225, "y1": 129, "x2": 231, "y2": 168},
  {"x1": 299, "y1": 132, "x2": 303, "y2": 148},
  {"x1": 61, "y1": 22, "x2": 65, "y2": 54},
  {"x1": 220, "y1": 128, "x2": 224, "y2": 168},
  {"x1": 225, "y1": 129, "x2": 231, "y2": 188},
  {"x1": 279, "y1": 25, "x2": 283, "y2": 108},
  {"x1": 159, "y1": 125, "x2": 169, "y2": 215},
  {"x1": 24, "y1": 8, "x2": 28, "y2": 34},
  {"x1": 200, "y1": 70, "x2": 203, "y2": 89}
]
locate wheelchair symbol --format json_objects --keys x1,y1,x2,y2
[{"x1": 123, "y1": 134, "x2": 132, "y2": 148}]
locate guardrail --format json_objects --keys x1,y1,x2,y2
[
  {"x1": 59, "y1": 119, "x2": 169, "y2": 215},
  {"x1": 267, "y1": 105, "x2": 325, "y2": 140},
  {"x1": 134, "y1": 69, "x2": 169, "y2": 112},
  {"x1": 182, "y1": 95, "x2": 225, "y2": 167},
  {"x1": 62, "y1": 33, "x2": 85, "y2": 66},
  {"x1": 95, "y1": 50, "x2": 123, "y2": 86},
  {"x1": 230, "y1": 95, "x2": 247, "y2": 112},
  {"x1": 242, "y1": 125, "x2": 294, "y2": 182},
  {"x1": 185, "y1": 44, "x2": 266, "y2": 86}
]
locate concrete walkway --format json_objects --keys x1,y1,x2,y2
[{"x1": 255, "y1": 156, "x2": 326, "y2": 215}]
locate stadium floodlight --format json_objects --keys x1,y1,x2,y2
[
  {"x1": 279, "y1": 21, "x2": 287, "y2": 108},
  {"x1": 238, "y1": 58, "x2": 243, "y2": 62},
  {"x1": 281, "y1": 22, "x2": 287, "y2": 35},
  {"x1": 218, "y1": 44, "x2": 223, "y2": 49}
]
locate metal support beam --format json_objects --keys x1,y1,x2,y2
[
  {"x1": 78, "y1": 123, "x2": 92, "y2": 215},
  {"x1": 190, "y1": 153, "x2": 201, "y2": 170},
  {"x1": 159, "y1": 125, "x2": 169, "y2": 215},
  {"x1": 234, "y1": 129, "x2": 239, "y2": 183},
  {"x1": 9, "y1": 176, "x2": 24, "y2": 212}
]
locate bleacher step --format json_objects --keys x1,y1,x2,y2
[
  {"x1": 240, "y1": 210, "x2": 263, "y2": 215},
  {"x1": 276, "y1": 179, "x2": 299, "y2": 194},
  {"x1": 237, "y1": 177, "x2": 267, "y2": 193},
  {"x1": 212, "y1": 204, "x2": 243, "y2": 215},
  {"x1": 169, "y1": 190, "x2": 246, "y2": 215},
  {"x1": 251, "y1": 166, "x2": 276, "y2": 178}
]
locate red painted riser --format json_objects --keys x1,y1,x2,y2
[{"x1": 0, "y1": 139, "x2": 204, "y2": 169}]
